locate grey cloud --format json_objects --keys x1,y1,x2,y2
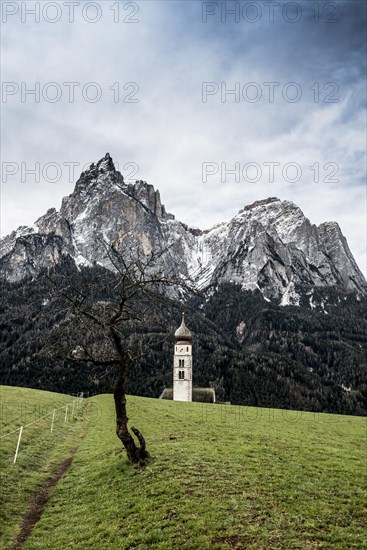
[{"x1": 1, "y1": 0, "x2": 366, "y2": 274}]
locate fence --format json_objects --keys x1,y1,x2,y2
[{"x1": 0, "y1": 397, "x2": 85, "y2": 464}]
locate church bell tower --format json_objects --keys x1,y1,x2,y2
[{"x1": 173, "y1": 313, "x2": 192, "y2": 402}]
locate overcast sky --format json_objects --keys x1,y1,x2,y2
[{"x1": 1, "y1": 0, "x2": 366, "y2": 275}]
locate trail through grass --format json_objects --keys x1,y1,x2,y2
[{"x1": 0, "y1": 386, "x2": 90, "y2": 548}]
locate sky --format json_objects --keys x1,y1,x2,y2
[{"x1": 1, "y1": 0, "x2": 366, "y2": 275}]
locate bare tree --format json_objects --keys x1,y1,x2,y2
[{"x1": 45, "y1": 243, "x2": 194, "y2": 464}]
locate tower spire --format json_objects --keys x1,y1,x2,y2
[{"x1": 174, "y1": 312, "x2": 192, "y2": 343}]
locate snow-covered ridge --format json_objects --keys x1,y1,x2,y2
[{"x1": 1, "y1": 153, "x2": 366, "y2": 304}]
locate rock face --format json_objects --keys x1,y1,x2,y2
[
  {"x1": 1, "y1": 154, "x2": 366, "y2": 304},
  {"x1": 187, "y1": 197, "x2": 367, "y2": 304}
]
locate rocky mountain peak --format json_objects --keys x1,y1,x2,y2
[
  {"x1": 96, "y1": 152, "x2": 115, "y2": 171},
  {"x1": 0, "y1": 154, "x2": 366, "y2": 304},
  {"x1": 86, "y1": 152, "x2": 116, "y2": 176},
  {"x1": 241, "y1": 197, "x2": 281, "y2": 212},
  {"x1": 73, "y1": 153, "x2": 122, "y2": 197}
]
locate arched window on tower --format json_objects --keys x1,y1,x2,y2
[{"x1": 178, "y1": 370, "x2": 185, "y2": 380}]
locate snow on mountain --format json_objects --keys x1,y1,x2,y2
[{"x1": 1, "y1": 154, "x2": 366, "y2": 305}]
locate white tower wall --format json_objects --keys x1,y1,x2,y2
[{"x1": 173, "y1": 343, "x2": 192, "y2": 402}]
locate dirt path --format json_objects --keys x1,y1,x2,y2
[{"x1": 9, "y1": 448, "x2": 77, "y2": 550}]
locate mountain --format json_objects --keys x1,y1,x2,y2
[
  {"x1": 1, "y1": 153, "x2": 366, "y2": 306},
  {"x1": 1, "y1": 154, "x2": 366, "y2": 415}
]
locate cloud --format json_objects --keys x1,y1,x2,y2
[{"x1": 1, "y1": 0, "x2": 366, "y2": 275}]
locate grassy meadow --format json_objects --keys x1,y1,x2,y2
[{"x1": 0, "y1": 386, "x2": 366, "y2": 549}]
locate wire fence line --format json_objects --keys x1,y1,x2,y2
[
  {"x1": 1, "y1": 406, "x2": 59, "y2": 439},
  {"x1": 0, "y1": 397, "x2": 86, "y2": 463}
]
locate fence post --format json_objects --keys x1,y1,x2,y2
[
  {"x1": 72, "y1": 400, "x2": 75, "y2": 418},
  {"x1": 64, "y1": 405, "x2": 68, "y2": 423},
  {"x1": 13, "y1": 426, "x2": 23, "y2": 464},
  {"x1": 51, "y1": 409, "x2": 56, "y2": 432}
]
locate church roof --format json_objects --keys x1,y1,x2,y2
[{"x1": 174, "y1": 313, "x2": 192, "y2": 342}]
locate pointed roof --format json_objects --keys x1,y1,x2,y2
[{"x1": 174, "y1": 313, "x2": 192, "y2": 342}]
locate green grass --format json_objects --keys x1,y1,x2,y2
[
  {"x1": 1, "y1": 387, "x2": 366, "y2": 549},
  {"x1": 0, "y1": 386, "x2": 90, "y2": 548}
]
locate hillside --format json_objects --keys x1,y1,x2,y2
[
  {"x1": 0, "y1": 385, "x2": 90, "y2": 548},
  {"x1": 1, "y1": 270, "x2": 367, "y2": 415},
  {"x1": 1, "y1": 386, "x2": 366, "y2": 549}
]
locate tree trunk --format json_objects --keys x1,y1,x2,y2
[{"x1": 113, "y1": 356, "x2": 149, "y2": 464}]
